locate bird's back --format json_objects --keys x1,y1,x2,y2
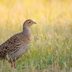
[{"x1": 0, "y1": 31, "x2": 31, "y2": 60}]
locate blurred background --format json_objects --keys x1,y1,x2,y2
[
  {"x1": 0, "y1": 0, "x2": 72, "y2": 43},
  {"x1": 0, "y1": 0, "x2": 72, "y2": 72}
]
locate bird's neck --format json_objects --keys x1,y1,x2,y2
[{"x1": 22, "y1": 26, "x2": 31, "y2": 36}]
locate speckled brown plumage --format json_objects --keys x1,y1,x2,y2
[{"x1": 0, "y1": 19, "x2": 36, "y2": 68}]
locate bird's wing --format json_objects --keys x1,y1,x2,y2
[{"x1": 0, "y1": 33, "x2": 24, "y2": 54}]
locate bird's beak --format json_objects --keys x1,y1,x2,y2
[{"x1": 33, "y1": 21, "x2": 36, "y2": 24}]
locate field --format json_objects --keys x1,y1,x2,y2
[
  {"x1": 0, "y1": 22, "x2": 72, "y2": 72},
  {"x1": 0, "y1": 0, "x2": 72, "y2": 72}
]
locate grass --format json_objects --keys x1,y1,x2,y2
[{"x1": 0, "y1": 22, "x2": 72, "y2": 72}]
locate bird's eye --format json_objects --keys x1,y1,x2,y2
[{"x1": 28, "y1": 21, "x2": 31, "y2": 23}]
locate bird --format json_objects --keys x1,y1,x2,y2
[{"x1": 0, "y1": 19, "x2": 36, "y2": 68}]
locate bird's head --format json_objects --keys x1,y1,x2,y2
[{"x1": 23, "y1": 19, "x2": 36, "y2": 28}]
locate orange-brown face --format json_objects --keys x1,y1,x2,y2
[{"x1": 23, "y1": 19, "x2": 36, "y2": 27}]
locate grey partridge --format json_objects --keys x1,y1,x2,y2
[{"x1": 0, "y1": 19, "x2": 36, "y2": 68}]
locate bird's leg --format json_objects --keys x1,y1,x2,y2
[
  {"x1": 10, "y1": 59, "x2": 13, "y2": 68},
  {"x1": 13, "y1": 57, "x2": 16, "y2": 68},
  {"x1": 10, "y1": 58, "x2": 16, "y2": 68},
  {"x1": 13, "y1": 61, "x2": 16, "y2": 68},
  {"x1": 10, "y1": 61, "x2": 16, "y2": 68},
  {"x1": 11, "y1": 62, "x2": 13, "y2": 68}
]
